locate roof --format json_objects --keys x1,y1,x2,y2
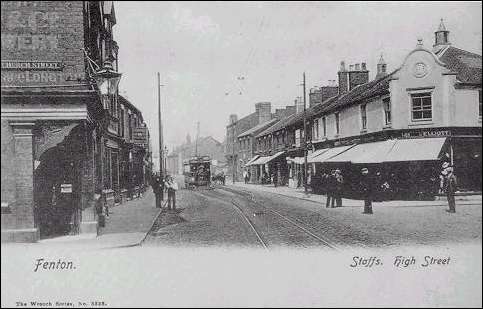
[
  {"x1": 438, "y1": 46, "x2": 482, "y2": 84},
  {"x1": 284, "y1": 70, "x2": 397, "y2": 128},
  {"x1": 237, "y1": 118, "x2": 278, "y2": 138},
  {"x1": 256, "y1": 113, "x2": 297, "y2": 138}
]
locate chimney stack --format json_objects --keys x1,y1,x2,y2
[
  {"x1": 255, "y1": 102, "x2": 271, "y2": 125},
  {"x1": 229, "y1": 114, "x2": 238, "y2": 125},
  {"x1": 338, "y1": 60, "x2": 370, "y2": 95},
  {"x1": 376, "y1": 54, "x2": 388, "y2": 79}
]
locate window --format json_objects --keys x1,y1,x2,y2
[
  {"x1": 335, "y1": 113, "x2": 340, "y2": 135},
  {"x1": 119, "y1": 106, "x2": 125, "y2": 137},
  {"x1": 313, "y1": 119, "x2": 319, "y2": 140},
  {"x1": 479, "y1": 90, "x2": 482, "y2": 118},
  {"x1": 360, "y1": 104, "x2": 367, "y2": 130},
  {"x1": 383, "y1": 97, "x2": 391, "y2": 125},
  {"x1": 322, "y1": 116, "x2": 327, "y2": 137},
  {"x1": 295, "y1": 129, "x2": 301, "y2": 147},
  {"x1": 411, "y1": 92, "x2": 432, "y2": 121}
]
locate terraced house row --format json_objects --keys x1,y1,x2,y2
[{"x1": 227, "y1": 20, "x2": 482, "y2": 200}]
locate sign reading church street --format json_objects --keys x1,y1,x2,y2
[{"x1": 1, "y1": 60, "x2": 63, "y2": 70}]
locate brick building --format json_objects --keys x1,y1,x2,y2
[{"x1": 1, "y1": 1, "x2": 150, "y2": 242}]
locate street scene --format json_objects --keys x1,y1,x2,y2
[{"x1": 1, "y1": 1, "x2": 482, "y2": 307}]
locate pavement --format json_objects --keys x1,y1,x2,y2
[
  {"x1": 229, "y1": 182, "x2": 482, "y2": 208},
  {"x1": 37, "y1": 190, "x2": 163, "y2": 249}
]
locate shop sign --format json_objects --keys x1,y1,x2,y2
[
  {"x1": 132, "y1": 127, "x2": 147, "y2": 147},
  {"x1": 60, "y1": 184, "x2": 72, "y2": 193},
  {"x1": 401, "y1": 130, "x2": 451, "y2": 138}
]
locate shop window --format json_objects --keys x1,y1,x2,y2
[
  {"x1": 411, "y1": 92, "x2": 432, "y2": 121},
  {"x1": 383, "y1": 97, "x2": 391, "y2": 125},
  {"x1": 360, "y1": 104, "x2": 367, "y2": 130}
]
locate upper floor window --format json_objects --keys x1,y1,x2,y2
[
  {"x1": 322, "y1": 116, "x2": 327, "y2": 136},
  {"x1": 295, "y1": 129, "x2": 301, "y2": 147},
  {"x1": 313, "y1": 119, "x2": 319, "y2": 140},
  {"x1": 383, "y1": 97, "x2": 391, "y2": 125},
  {"x1": 335, "y1": 113, "x2": 340, "y2": 135},
  {"x1": 360, "y1": 104, "x2": 367, "y2": 130},
  {"x1": 411, "y1": 92, "x2": 432, "y2": 121}
]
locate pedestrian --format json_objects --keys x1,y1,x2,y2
[
  {"x1": 360, "y1": 167, "x2": 373, "y2": 214},
  {"x1": 326, "y1": 170, "x2": 336, "y2": 208},
  {"x1": 152, "y1": 173, "x2": 163, "y2": 208},
  {"x1": 273, "y1": 171, "x2": 278, "y2": 187},
  {"x1": 247, "y1": 171, "x2": 251, "y2": 184},
  {"x1": 243, "y1": 170, "x2": 248, "y2": 184},
  {"x1": 333, "y1": 169, "x2": 344, "y2": 207},
  {"x1": 443, "y1": 166, "x2": 457, "y2": 213},
  {"x1": 166, "y1": 175, "x2": 178, "y2": 210}
]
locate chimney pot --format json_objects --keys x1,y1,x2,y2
[
  {"x1": 361, "y1": 62, "x2": 367, "y2": 71},
  {"x1": 349, "y1": 64, "x2": 354, "y2": 71},
  {"x1": 340, "y1": 61, "x2": 346, "y2": 72},
  {"x1": 355, "y1": 63, "x2": 360, "y2": 71}
]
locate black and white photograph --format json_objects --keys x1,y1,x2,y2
[{"x1": 1, "y1": 1, "x2": 482, "y2": 307}]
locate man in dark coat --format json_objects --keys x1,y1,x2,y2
[
  {"x1": 443, "y1": 166, "x2": 457, "y2": 213},
  {"x1": 360, "y1": 167, "x2": 373, "y2": 214},
  {"x1": 152, "y1": 173, "x2": 164, "y2": 208},
  {"x1": 333, "y1": 169, "x2": 344, "y2": 207},
  {"x1": 326, "y1": 170, "x2": 336, "y2": 208}
]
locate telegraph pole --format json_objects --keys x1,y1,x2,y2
[
  {"x1": 302, "y1": 72, "x2": 308, "y2": 194},
  {"x1": 158, "y1": 72, "x2": 164, "y2": 180},
  {"x1": 195, "y1": 121, "x2": 200, "y2": 157}
]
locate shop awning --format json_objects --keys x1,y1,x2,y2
[
  {"x1": 267, "y1": 151, "x2": 285, "y2": 163},
  {"x1": 244, "y1": 155, "x2": 260, "y2": 167},
  {"x1": 310, "y1": 145, "x2": 355, "y2": 163},
  {"x1": 307, "y1": 148, "x2": 331, "y2": 163},
  {"x1": 384, "y1": 138, "x2": 447, "y2": 162},
  {"x1": 250, "y1": 156, "x2": 271, "y2": 165},
  {"x1": 287, "y1": 156, "x2": 305, "y2": 164},
  {"x1": 326, "y1": 140, "x2": 397, "y2": 163}
]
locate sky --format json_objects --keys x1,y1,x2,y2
[{"x1": 114, "y1": 1, "x2": 482, "y2": 156}]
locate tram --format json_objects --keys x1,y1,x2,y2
[{"x1": 183, "y1": 156, "x2": 212, "y2": 189}]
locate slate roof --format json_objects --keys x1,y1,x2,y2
[
  {"x1": 438, "y1": 46, "x2": 482, "y2": 85},
  {"x1": 256, "y1": 113, "x2": 297, "y2": 138},
  {"x1": 284, "y1": 70, "x2": 397, "y2": 128},
  {"x1": 237, "y1": 118, "x2": 278, "y2": 138}
]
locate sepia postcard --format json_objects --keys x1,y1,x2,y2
[{"x1": 1, "y1": 1, "x2": 482, "y2": 307}]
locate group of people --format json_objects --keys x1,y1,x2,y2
[
  {"x1": 151, "y1": 173, "x2": 178, "y2": 210},
  {"x1": 322, "y1": 169, "x2": 344, "y2": 208},
  {"x1": 316, "y1": 163, "x2": 458, "y2": 214}
]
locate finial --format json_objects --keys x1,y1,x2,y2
[{"x1": 417, "y1": 37, "x2": 423, "y2": 47}]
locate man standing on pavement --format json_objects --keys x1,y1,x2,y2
[
  {"x1": 326, "y1": 170, "x2": 335, "y2": 208},
  {"x1": 166, "y1": 175, "x2": 178, "y2": 210},
  {"x1": 152, "y1": 173, "x2": 164, "y2": 208},
  {"x1": 333, "y1": 169, "x2": 344, "y2": 207},
  {"x1": 360, "y1": 167, "x2": 373, "y2": 214},
  {"x1": 443, "y1": 166, "x2": 458, "y2": 213}
]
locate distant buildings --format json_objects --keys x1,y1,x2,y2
[{"x1": 166, "y1": 135, "x2": 226, "y2": 175}]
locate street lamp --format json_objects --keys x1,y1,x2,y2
[{"x1": 93, "y1": 60, "x2": 122, "y2": 109}]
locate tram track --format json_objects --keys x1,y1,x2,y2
[
  {"x1": 191, "y1": 190, "x2": 269, "y2": 250},
  {"x1": 215, "y1": 186, "x2": 341, "y2": 250}
]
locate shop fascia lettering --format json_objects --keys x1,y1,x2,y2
[{"x1": 401, "y1": 130, "x2": 451, "y2": 138}]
